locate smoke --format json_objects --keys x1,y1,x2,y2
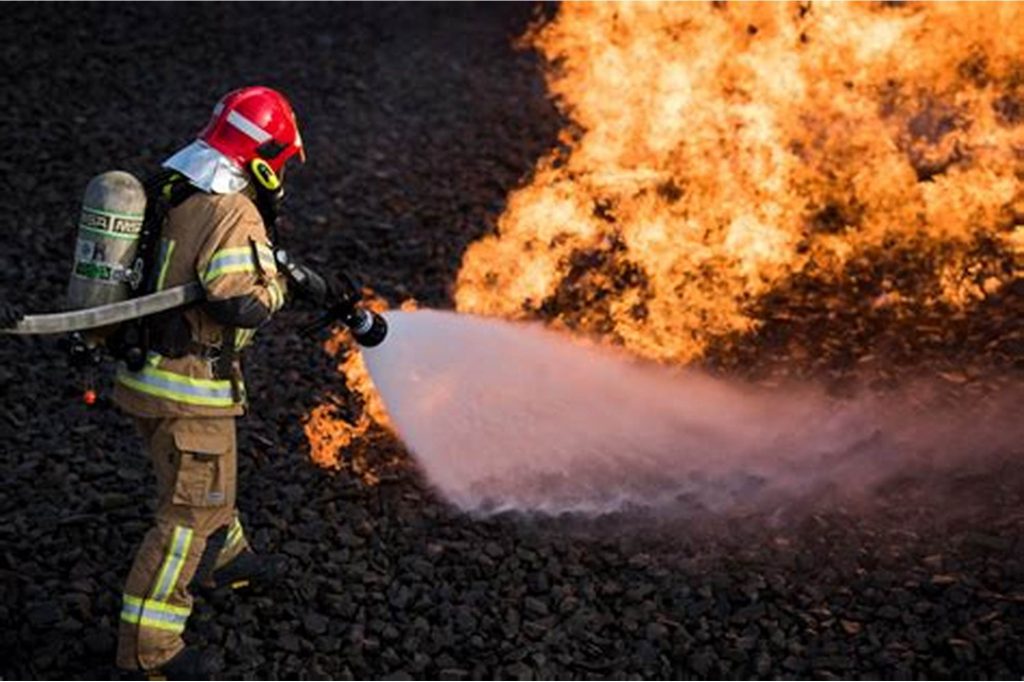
[{"x1": 363, "y1": 310, "x2": 1021, "y2": 516}]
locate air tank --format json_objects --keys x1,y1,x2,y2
[{"x1": 67, "y1": 171, "x2": 147, "y2": 309}]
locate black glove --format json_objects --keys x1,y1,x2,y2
[
  {"x1": 316, "y1": 274, "x2": 387, "y2": 347},
  {"x1": 0, "y1": 303, "x2": 23, "y2": 329},
  {"x1": 275, "y1": 250, "x2": 330, "y2": 306}
]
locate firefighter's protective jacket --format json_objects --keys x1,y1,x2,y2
[{"x1": 113, "y1": 190, "x2": 286, "y2": 417}]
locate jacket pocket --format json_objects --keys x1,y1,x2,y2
[{"x1": 171, "y1": 424, "x2": 233, "y2": 507}]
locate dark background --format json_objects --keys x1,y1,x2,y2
[{"x1": 1, "y1": 3, "x2": 1022, "y2": 679}]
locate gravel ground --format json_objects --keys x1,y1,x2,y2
[{"x1": 0, "y1": 3, "x2": 1022, "y2": 680}]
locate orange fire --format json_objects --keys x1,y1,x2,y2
[
  {"x1": 455, "y1": 2, "x2": 1023, "y2": 364},
  {"x1": 302, "y1": 297, "x2": 411, "y2": 472},
  {"x1": 306, "y1": 2, "x2": 1023, "y2": 469}
]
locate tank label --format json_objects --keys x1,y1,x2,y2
[
  {"x1": 79, "y1": 206, "x2": 143, "y2": 239},
  {"x1": 74, "y1": 260, "x2": 117, "y2": 282},
  {"x1": 73, "y1": 238, "x2": 131, "y2": 283}
]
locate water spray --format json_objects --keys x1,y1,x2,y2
[{"x1": 356, "y1": 309, "x2": 1021, "y2": 516}]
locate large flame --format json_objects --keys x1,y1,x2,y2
[
  {"x1": 454, "y1": 1, "x2": 1023, "y2": 364},
  {"x1": 306, "y1": 1, "x2": 1023, "y2": 470}
]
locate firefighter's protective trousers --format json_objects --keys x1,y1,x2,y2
[
  {"x1": 114, "y1": 187, "x2": 286, "y2": 670},
  {"x1": 116, "y1": 416, "x2": 248, "y2": 670}
]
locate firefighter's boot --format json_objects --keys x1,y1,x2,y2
[
  {"x1": 211, "y1": 550, "x2": 287, "y2": 592},
  {"x1": 145, "y1": 646, "x2": 215, "y2": 681}
]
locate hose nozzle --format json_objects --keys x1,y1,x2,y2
[{"x1": 344, "y1": 308, "x2": 388, "y2": 347}]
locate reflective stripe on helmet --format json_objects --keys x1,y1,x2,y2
[
  {"x1": 226, "y1": 109, "x2": 273, "y2": 144},
  {"x1": 199, "y1": 87, "x2": 304, "y2": 176}
]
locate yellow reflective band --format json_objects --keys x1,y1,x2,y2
[
  {"x1": 151, "y1": 526, "x2": 194, "y2": 602},
  {"x1": 121, "y1": 594, "x2": 191, "y2": 634},
  {"x1": 137, "y1": 616, "x2": 186, "y2": 633},
  {"x1": 255, "y1": 244, "x2": 277, "y2": 274},
  {"x1": 161, "y1": 174, "x2": 183, "y2": 200},
  {"x1": 144, "y1": 600, "x2": 190, "y2": 617},
  {"x1": 234, "y1": 328, "x2": 257, "y2": 350},
  {"x1": 138, "y1": 603, "x2": 191, "y2": 633},
  {"x1": 155, "y1": 239, "x2": 176, "y2": 292},
  {"x1": 120, "y1": 594, "x2": 144, "y2": 624},
  {"x1": 226, "y1": 518, "x2": 245, "y2": 550},
  {"x1": 204, "y1": 246, "x2": 257, "y2": 284},
  {"x1": 117, "y1": 363, "x2": 237, "y2": 408},
  {"x1": 267, "y1": 279, "x2": 284, "y2": 312}
]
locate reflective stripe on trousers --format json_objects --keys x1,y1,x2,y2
[
  {"x1": 120, "y1": 595, "x2": 189, "y2": 634},
  {"x1": 225, "y1": 517, "x2": 245, "y2": 554},
  {"x1": 120, "y1": 525, "x2": 195, "y2": 635},
  {"x1": 151, "y1": 526, "x2": 193, "y2": 601}
]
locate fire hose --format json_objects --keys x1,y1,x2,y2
[
  {"x1": 1, "y1": 283, "x2": 205, "y2": 335},
  {"x1": 0, "y1": 253, "x2": 387, "y2": 347}
]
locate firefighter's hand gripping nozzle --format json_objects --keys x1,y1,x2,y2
[{"x1": 275, "y1": 250, "x2": 388, "y2": 348}]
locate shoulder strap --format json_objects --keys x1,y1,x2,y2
[{"x1": 136, "y1": 170, "x2": 199, "y2": 296}]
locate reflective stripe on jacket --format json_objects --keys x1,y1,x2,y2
[{"x1": 116, "y1": 353, "x2": 238, "y2": 409}]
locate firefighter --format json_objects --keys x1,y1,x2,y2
[{"x1": 111, "y1": 86, "x2": 323, "y2": 679}]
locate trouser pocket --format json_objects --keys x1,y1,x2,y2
[{"x1": 170, "y1": 420, "x2": 234, "y2": 508}]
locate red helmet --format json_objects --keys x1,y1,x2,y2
[{"x1": 199, "y1": 86, "x2": 305, "y2": 176}]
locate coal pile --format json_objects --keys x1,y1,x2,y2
[{"x1": 1, "y1": 3, "x2": 1023, "y2": 680}]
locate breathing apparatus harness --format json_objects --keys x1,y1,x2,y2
[
  {"x1": 67, "y1": 171, "x2": 196, "y2": 376},
  {"x1": 95, "y1": 171, "x2": 198, "y2": 371},
  {"x1": 128, "y1": 162, "x2": 278, "y2": 400},
  {"x1": 109, "y1": 160, "x2": 284, "y2": 378}
]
